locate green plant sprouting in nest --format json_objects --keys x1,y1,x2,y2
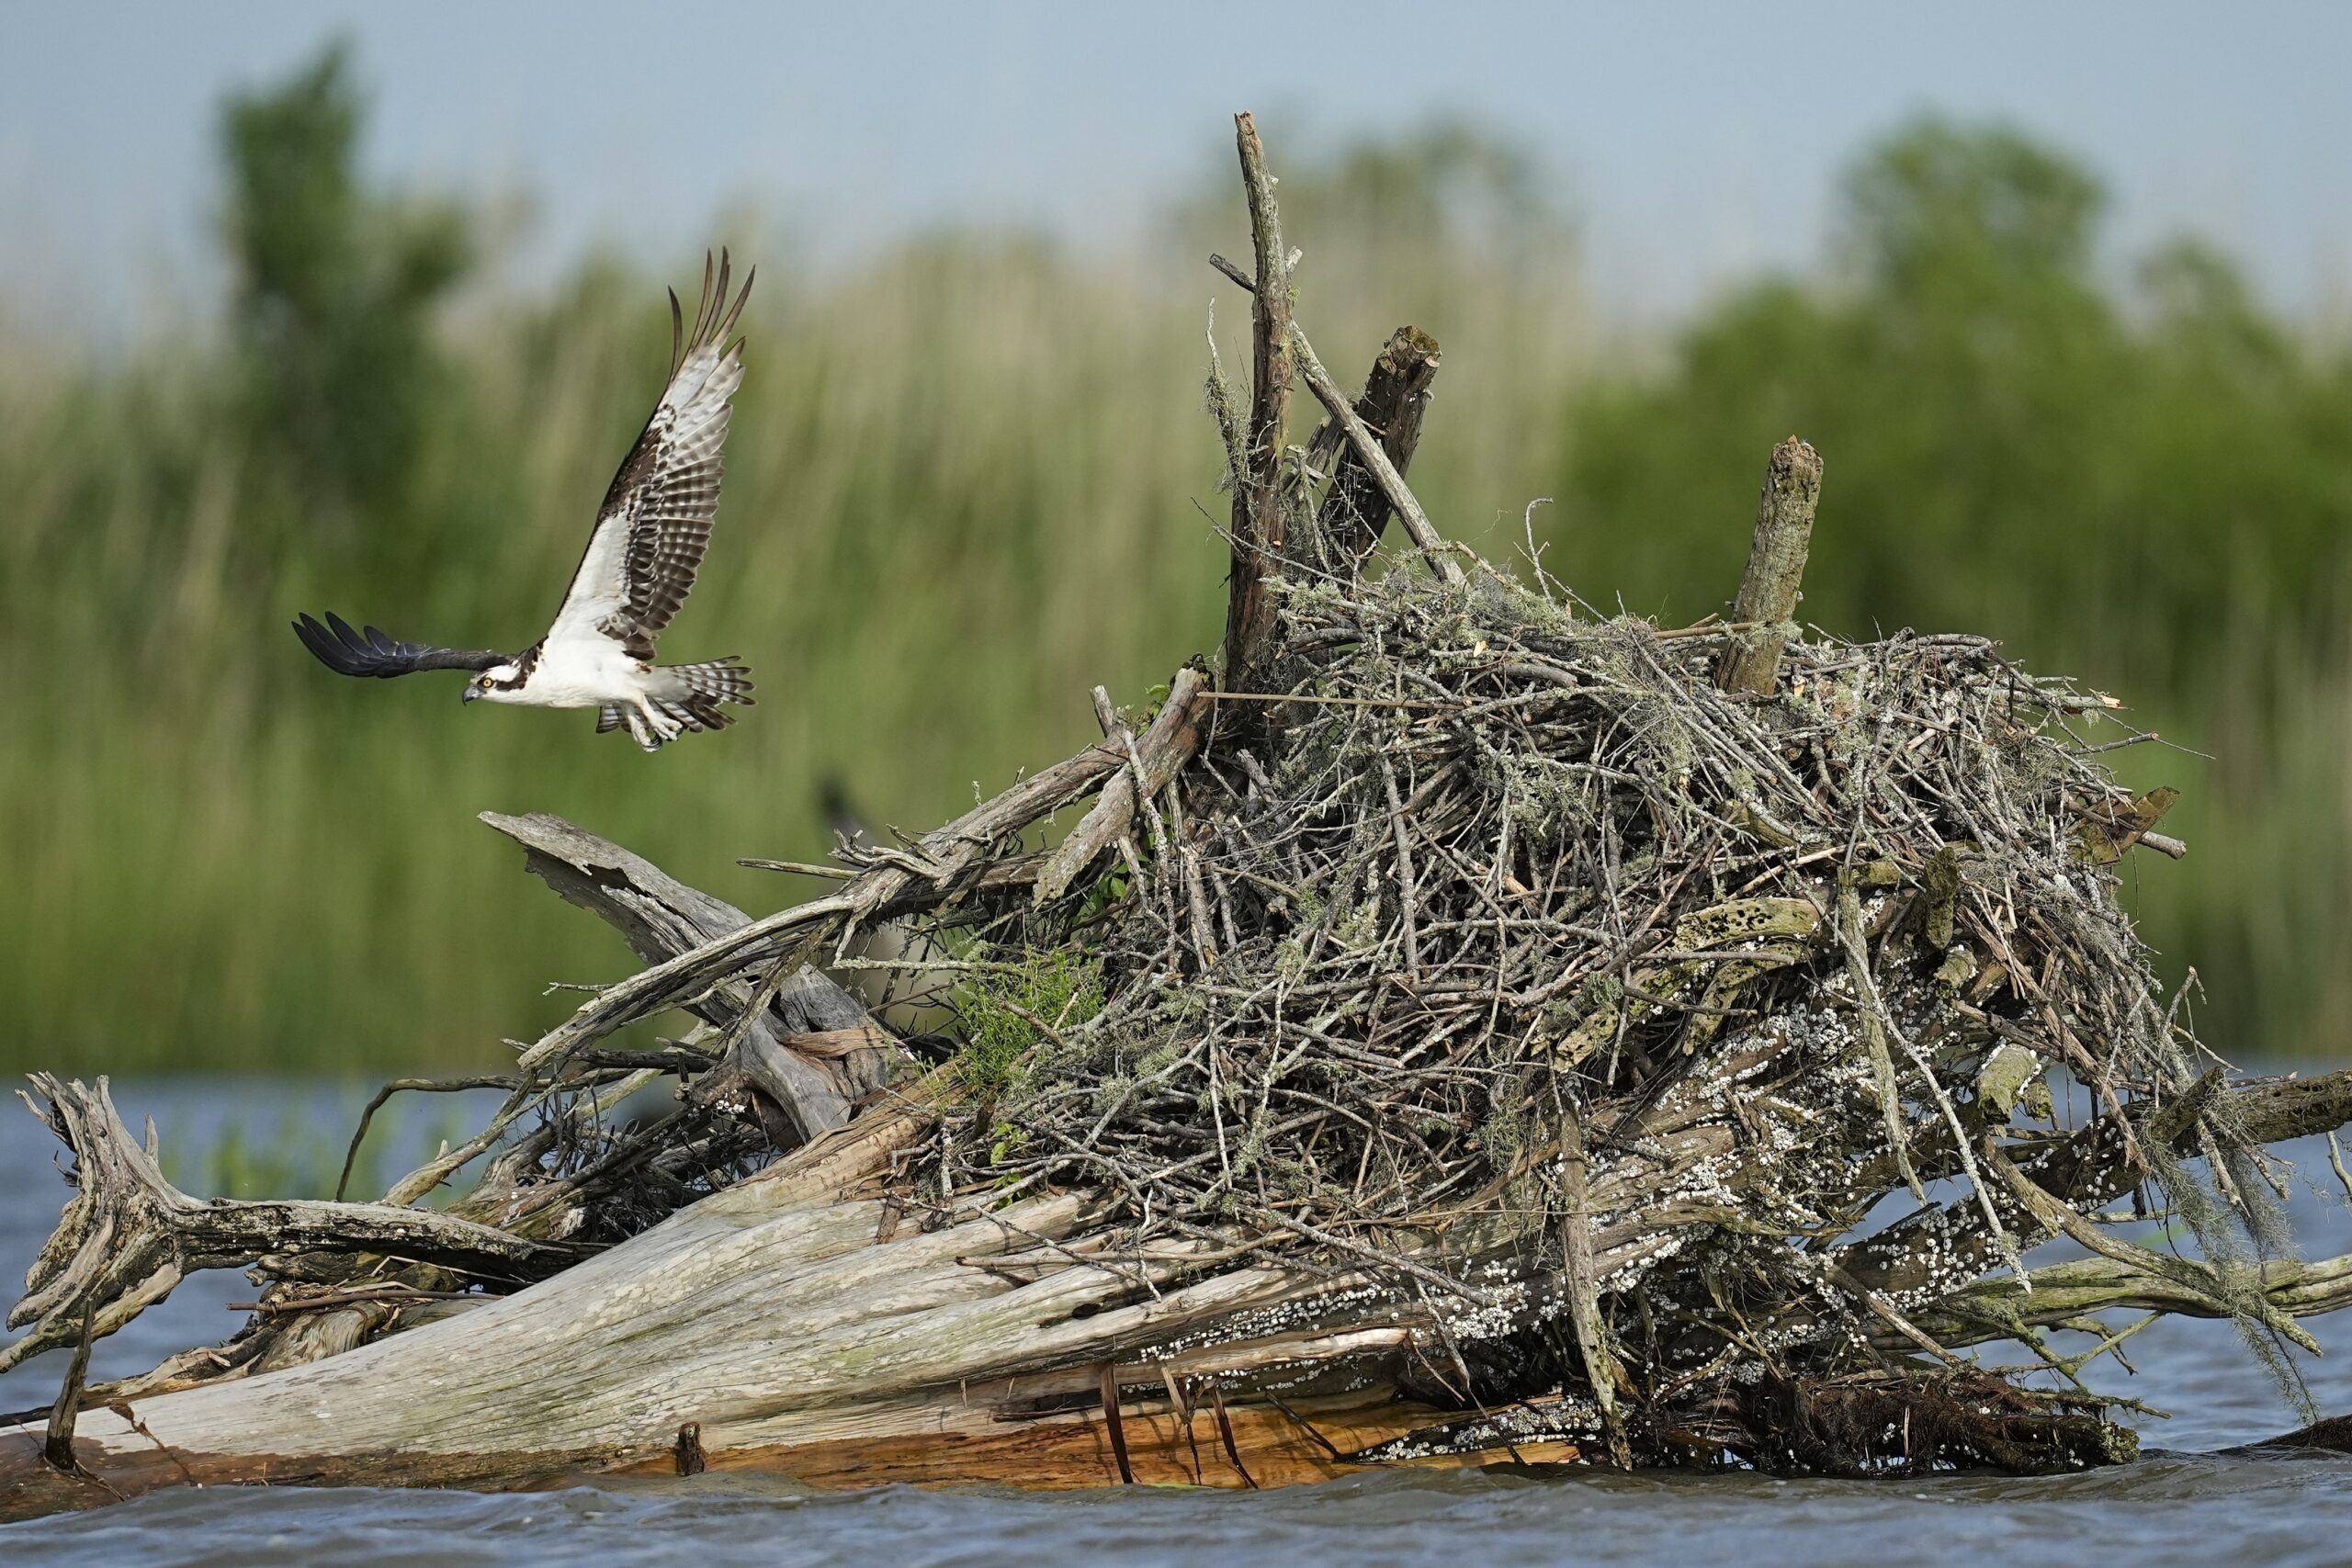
[{"x1": 947, "y1": 945, "x2": 1106, "y2": 1109}]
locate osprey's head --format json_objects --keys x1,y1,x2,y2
[{"x1": 464, "y1": 664, "x2": 523, "y2": 704}]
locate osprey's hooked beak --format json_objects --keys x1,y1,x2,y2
[{"x1": 462, "y1": 681, "x2": 482, "y2": 705}]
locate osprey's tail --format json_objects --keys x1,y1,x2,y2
[{"x1": 599, "y1": 658, "x2": 755, "y2": 750}]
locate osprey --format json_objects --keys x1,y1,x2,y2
[{"x1": 294, "y1": 253, "x2": 757, "y2": 751}]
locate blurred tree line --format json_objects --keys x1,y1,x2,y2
[
  {"x1": 1555, "y1": 119, "x2": 2352, "y2": 1064},
  {"x1": 0, "y1": 46, "x2": 2341, "y2": 1072}
]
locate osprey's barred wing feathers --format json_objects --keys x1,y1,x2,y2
[
  {"x1": 549, "y1": 251, "x2": 752, "y2": 656},
  {"x1": 292, "y1": 612, "x2": 503, "y2": 678}
]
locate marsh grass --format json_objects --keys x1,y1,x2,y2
[{"x1": 0, "y1": 212, "x2": 1582, "y2": 1075}]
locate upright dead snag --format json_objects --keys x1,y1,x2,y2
[
  {"x1": 1221, "y1": 111, "x2": 1295, "y2": 694},
  {"x1": 1716, "y1": 435, "x2": 1824, "y2": 695}
]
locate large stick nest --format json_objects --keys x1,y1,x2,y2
[{"x1": 887, "y1": 550, "x2": 2288, "y2": 1438}]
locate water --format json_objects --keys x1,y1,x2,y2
[{"x1": 6, "y1": 1079, "x2": 2352, "y2": 1566}]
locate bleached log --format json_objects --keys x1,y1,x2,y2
[{"x1": 0, "y1": 1093, "x2": 1455, "y2": 1518}]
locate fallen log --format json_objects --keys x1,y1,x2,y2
[
  {"x1": 11, "y1": 1058, "x2": 2347, "y2": 1517},
  {"x1": 8, "y1": 112, "x2": 2348, "y2": 1518}
]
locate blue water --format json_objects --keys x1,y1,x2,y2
[{"x1": 6, "y1": 1079, "x2": 2352, "y2": 1567}]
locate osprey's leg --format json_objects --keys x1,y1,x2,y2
[{"x1": 628, "y1": 697, "x2": 685, "y2": 750}]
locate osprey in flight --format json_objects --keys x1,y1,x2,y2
[{"x1": 294, "y1": 253, "x2": 757, "y2": 751}]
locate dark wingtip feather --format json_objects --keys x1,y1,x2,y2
[
  {"x1": 294, "y1": 610, "x2": 362, "y2": 675},
  {"x1": 719, "y1": 264, "x2": 755, "y2": 345},
  {"x1": 291, "y1": 614, "x2": 328, "y2": 660},
  {"x1": 694, "y1": 250, "x2": 717, "y2": 346}
]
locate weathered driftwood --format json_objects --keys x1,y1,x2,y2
[
  {"x1": 481, "y1": 722, "x2": 1160, "y2": 1097},
  {"x1": 8, "y1": 1051, "x2": 2350, "y2": 1517},
  {"x1": 0, "y1": 1077, "x2": 578, "y2": 1381},
  {"x1": 0, "y1": 1079, "x2": 1518, "y2": 1516},
  {"x1": 1715, "y1": 435, "x2": 1824, "y2": 695},
  {"x1": 481, "y1": 810, "x2": 893, "y2": 1145}
]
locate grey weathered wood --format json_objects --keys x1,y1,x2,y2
[
  {"x1": 1715, "y1": 437, "x2": 1824, "y2": 695},
  {"x1": 1311, "y1": 325, "x2": 1441, "y2": 571},
  {"x1": 0, "y1": 1077, "x2": 576, "y2": 1377},
  {"x1": 1221, "y1": 110, "x2": 1295, "y2": 692},
  {"x1": 496, "y1": 727, "x2": 1152, "y2": 1084},
  {"x1": 9, "y1": 1063, "x2": 2352, "y2": 1517},
  {"x1": 480, "y1": 812, "x2": 889, "y2": 1145},
  {"x1": 1031, "y1": 666, "x2": 1214, "y2": 905}
]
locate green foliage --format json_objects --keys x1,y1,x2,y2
[
  {"x1": 221, "y1": 41, "x2": 472, "y2": 526},
  {"x1": 1842, "y1": 119, "x2": 2101, "y2": 288},
  {"x1": 1553, "y1": 116, "x2": 2352, "y2": 1058},
  {"x1": 1562, "y1": 118, "x2": 2351, "y2": 673},
  {"x1": 947, "y1": 947, "x2": 1106, "y2": 1106}
]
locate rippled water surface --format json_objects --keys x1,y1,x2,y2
[{"x1": 6, "y1": 1080, "x2": 2352, "y2": 1567}]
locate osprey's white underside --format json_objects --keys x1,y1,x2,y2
[{"x1": 479, "y1": 636, "x2": 707, "y2": 745}]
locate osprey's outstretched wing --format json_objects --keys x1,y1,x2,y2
[
  {"x1": 547, "y1": 250, "x2": 753, "y2": 659},
  {"x1": 292, "y1": 612, "x2": 503, "y2": 678}
]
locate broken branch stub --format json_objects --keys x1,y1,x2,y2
[
  {"x1": 1312, "y1": 325, "x2": 1441, "y2": 572},
  {"x1": 1291, "y1": 330, "x2": 1463, "y2": 587},
  {"x1": 1715, "y1": 435, "x2": 1824, "y2": 695}
]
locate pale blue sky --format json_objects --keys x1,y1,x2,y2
[{"x1": 6, "y1": 2, "x2": 2350, "y2": 333}]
